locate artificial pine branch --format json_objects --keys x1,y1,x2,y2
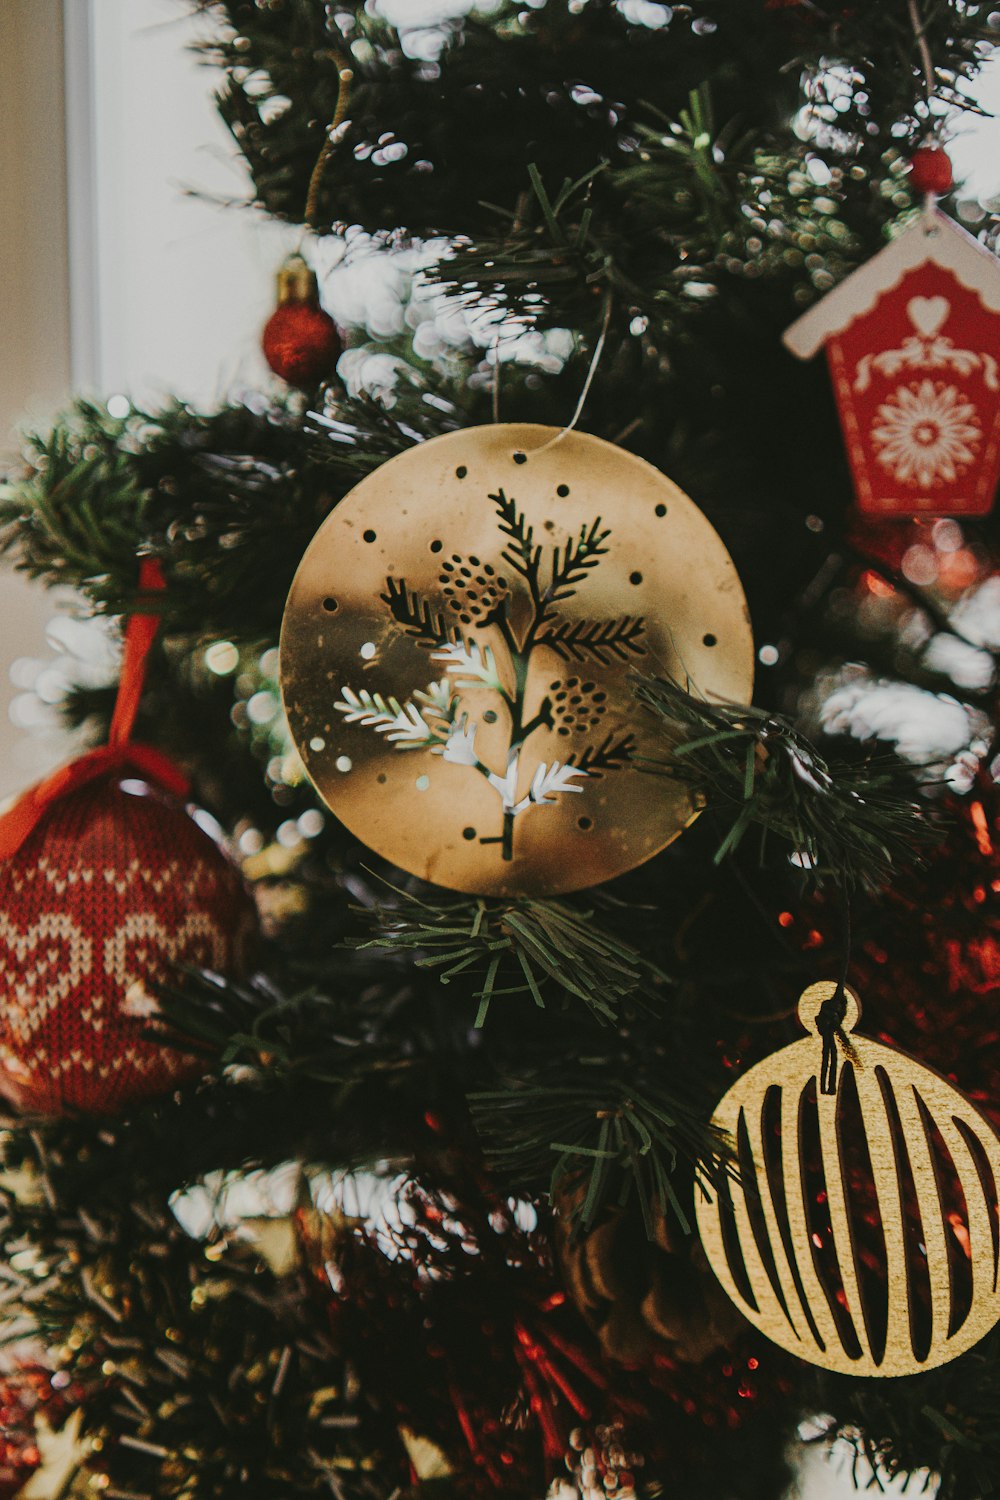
[
  {"x1": 0, "y1": 1113, "x2": 403, "y2": 1499},
  {"x1": 189, "y1": 0, "x2": 993, "y2": 241},
  {"x1": 634, "y1": 675, "x2": 933, "y2": 894},
  {"x1": 352, "y1": 884, "x2": 671, "y2": 1028},
  {"x1": 470, "y1": 1078, "x2": 729, "y2": 1238},
  {"x1": 0, "y1": 392, "x2": 459, "y2": 637}
]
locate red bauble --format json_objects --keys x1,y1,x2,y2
[
  {"x1": 262, "y1": 254, "x2": 341, "y2": 387},
  {"x1": 0, "y1": 773, "x2": 257, "y2": 1116},
  {"x1": 909, "y1": 145, "x2": 954, "y2": 197},
  {"x1": 262, "y1": 301, "x2": 342, "y2": 387}
]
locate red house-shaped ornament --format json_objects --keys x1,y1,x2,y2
[{"x1": 783, "y1": 208, "x2": 1000, "y2": 518}]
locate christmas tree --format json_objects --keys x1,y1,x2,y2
[{"x1": 1, "y1": 2, "x2": 1000, "y2": 1497}]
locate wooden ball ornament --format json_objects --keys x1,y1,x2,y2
[
  {"x1": 695, "y1": 981, "x2": 1000, "y2": 1377},
  {"x1": 280, "y1": 424, "x2": 754, "y2": 897}
]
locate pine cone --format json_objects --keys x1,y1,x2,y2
[{"x1": 553, "y1": 1190, "x2": 743, "y2": 1366}]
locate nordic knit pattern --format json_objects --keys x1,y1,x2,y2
[{"x1": 0, "y1": 774, "x2": 255, "y2": 1115}]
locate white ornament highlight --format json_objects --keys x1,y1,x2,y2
[
  {"x1": 528, "y1": 760, "x2": 589, "y2": 805},
  {"x1": 439, "y1": 716, "x2": 480, "y2": 766}
]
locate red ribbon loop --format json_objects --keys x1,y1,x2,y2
[
  {"x1": 109, "y1": 557, "x2": 167, "y2": 749},
  {"x1": 0, "y1": 558, "x2": 188, "y2": 861}
]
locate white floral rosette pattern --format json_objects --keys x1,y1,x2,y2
[
  {"x1": 870, "y1": 378, "x2": 982, "y2": 490},
  {"x1": 853, "y1": 292, "x2": 997, "y2": 503}
]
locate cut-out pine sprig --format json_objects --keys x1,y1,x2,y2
[
  {"x1": 431, "y1": 638, "x2": 504, "y2": 693},
  {"x1": 336, "y1": 488, "x2": 645, "y2": 862},
  {"x1": 537, "y1": 614, "x2": 646, "y2": 665},
  {"x1": 381, "y1": 576, "x2": 454, "y2": 650},
  {"x1": 334, "y1": 686, "x2": 447, "y2": 749},
  {"x1": 548, "y1": 516, "x2": 611, "y2": 603}
]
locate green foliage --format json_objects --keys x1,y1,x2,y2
[
  {"x1": 470, "y1": 1076, "x2": 726, "y2": 1236},
  {"x1": 0, "y1": 1114, "x2": 403, "y2": 1498},
  {"x1": 353, "y1": 884, "x2": 670, "y2": 1027},
  {"x1": 429, "y1": 83, "x2": 863, "y2": 338},
  {"x1": 634, "y1": 674, "x2": 933, "y2": 894},
  {"x1": 190, "y1": 0, "x2": 991, "y2": 242},
  {"x1": 0, "y1": 400, "x2": 151, "y2": 604},
  {"x1": 153, "y1": 957, "x2": 721, "y2": 1249},
  {"x1": 812, "y1": 1338, "x2": 1000, "y2": 1500},
  {"x1": 0, "y1": 393, "x2": 451, "y2": 637}
]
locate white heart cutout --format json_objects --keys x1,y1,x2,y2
[{"x1": 907, "y1": 295, "x2": 950, "y2": 339}]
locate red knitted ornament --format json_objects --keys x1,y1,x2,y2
[
  {"x1": 0, "y1": 561, "x2": 257, "y2": 1117},
  {"x1": 262, "y1": 255, "x2": 341, "y2": 387},
  {"x1": 0, "y1": 772, "x2": 256, "y2": 1116}
]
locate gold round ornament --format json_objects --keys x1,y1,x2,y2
[
  {"x1": 280, "y1": 424, "x2": 753, "y2": 896},
  {"x1": 695, "y1": 981, "x2": 1000, "y2": 1378}
]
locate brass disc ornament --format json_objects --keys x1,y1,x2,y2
[
  {"x1": 280, "y1": 424, "x2": 753, "y2": 896},
  {"x1": 696, "y1": 982, "x2": 1000, "y2": 1377}
]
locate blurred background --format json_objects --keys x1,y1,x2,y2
[
  {"x1": 0, "y1": 0, "x2": 297, "y2": 795},
  {"x1": 2, "y1": 3, "x2": 1000, "y2": 1491}
]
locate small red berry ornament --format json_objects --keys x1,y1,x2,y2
[
  {"x1": 262, "y1": 254, "x2": 342, "y2": 387},
  {"x1": 909, "y1": 144, "x2": 954, "y2": 197},
  {"x1": 0, "y1": 563, "x2": 257, "y2": 1116}
]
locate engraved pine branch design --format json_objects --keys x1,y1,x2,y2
[{"x1": 335, "y1": 489, "x2": 646, "y2": 862}]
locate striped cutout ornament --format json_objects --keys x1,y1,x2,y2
[{"x1": 695, "y1": 981, "x2": 1000, "y2": 1377}]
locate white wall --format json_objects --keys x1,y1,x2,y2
[
  {"x1": 82, "y1": 0, "x2": 295, "y2": 404},
  {"x1": 0, "y1": 0, "x2": 73, "y2": 797},
  {"x1": 0, "y1": 1, "x2": 70, "y2": 435}
]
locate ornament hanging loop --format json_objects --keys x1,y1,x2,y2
[
  {"x1": 806, "y1": 900, "x2": 857, "y2": 1095},
  {"x1": 108, "y1": 556, "x2": 167, "y2": 750},
  {"x1": 526, "y1": 292, "x2": 613, "y2": 456},
  {"x1": 799, "y1": 979, "x2": 861, "y2": 1095},
  {"x1": 302, "y1": 49, "x2": 355, "y2": 233},
  {"x1": 906, "y1": 0, "x2": 937, "y2": 115}
]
